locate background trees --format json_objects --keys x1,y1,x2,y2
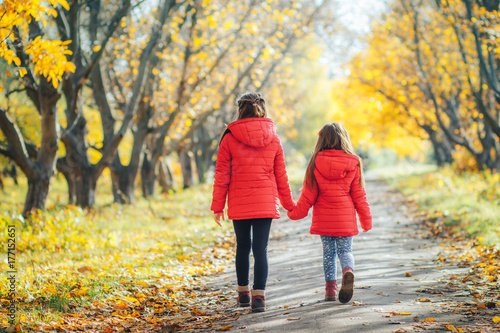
[
  {"x1": 2, "y1": 0, "x2": 498, "y2": 215},
  {"x1": 332, "y1": 0, "x2": 499, "y2": 171},
  {"x1": 1, "y1": 0, "x2": 334, "y2": 214}
]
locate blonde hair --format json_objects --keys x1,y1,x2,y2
[{"x1": 305, "y1": 122, "x2": 365, "y2": 189}]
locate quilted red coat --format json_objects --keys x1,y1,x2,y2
[
  {"x1": 211, "y1": 118, "x2": 295, "y2": 220},
  {"x1": 287, "y1": 149, "x2": 372, "y2": 236}
]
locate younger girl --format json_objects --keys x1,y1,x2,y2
[
  {"x1": 287, "y1": 123, "x2": 372, "y2": 303},
  {"x1": 211, "y1": 92, "x2": 295, "y2": 312}
]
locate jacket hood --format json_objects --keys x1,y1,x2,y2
[
  {"x1": 315, "y1": 149, "x2": 359, "y2": 180},
  {"x1": 228, "y1": 118, "x2": 276, "y2": 148}
]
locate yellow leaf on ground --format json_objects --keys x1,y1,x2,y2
[
  {"x1": 444, "y1": 324, "x2": 458, "y2": 332},
  {"x1": 418, "y1": 298, "x2": 431, "y2": 302},
  {"x1": 77, "y1": 266, "x2": 93, "y2": 274},
  {"x1": 423, "y1": 317, "x2": 436, "y2": 322},
  {"x1": 218, "y1": 325, "x2": 232, "y2": 331},
  {"x1": 125, "y1": 297, "x2": 139, "y2": 304},
  {"x1": 114, "y1": 302, "x2": 129, "y2": 309},
  {"x1": 493, "y1": 316, "x2": 500, "y2": 323},
  {"x1": 390, "y1": 311, "x2": 412, "y2": 315},
  {"x1": 405, "y1": 272, "x2": 412, "y2": 277}
]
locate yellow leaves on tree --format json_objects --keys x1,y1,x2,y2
[
  {"x1": 0, "y1": 0, "x2": 74, "y2": 89},
  {"x1": 25, "y1": 37, "x2": 76, "y2": 88}
]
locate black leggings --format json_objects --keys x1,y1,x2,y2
[{"x1": 232, "y1": 218, "x2": 273, "y2": 290}]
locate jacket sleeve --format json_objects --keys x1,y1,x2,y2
[
  {"x1": 274, "y1": 138, "x2": 296, "y2": 211},
  {"x1": 350, "y1": 165, "x2": 372, "y2": 231},
  {"x1": 287, "y1": 180, "x2": 318, "y2": 220},
  {"x1": 211, "y1": 136, "x2": 231, "y2": 213}
]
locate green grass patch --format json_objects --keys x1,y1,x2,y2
[
  {"x1": 0, "y1": 173, "x2": 232, "y2": 329},
  {"x1": 389, "y1": 166, "x2": 500, "y2": 246}
]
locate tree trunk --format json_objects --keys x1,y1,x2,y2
[
  {"x1": 158, "y1": 157, "x2": 175, "y2": 193},
  {"x1": 22, "y1": 78, "x2": 60, "y2": 215},
  {"x1": 24, "y1": 176, "x2": 51, "y2": 214},
  {"x1": 194, "y1": 149, "x2": 206, "y2": 184},
  {"x1": 73, "y1": 165, "x2": 98, "y2": 207},
  {"x1": 141, "y1": 152, "x2": 156, "y2": 198},
  {"x1": 57, "y1": 157, "x2": 76, "y2": 204},
  {"x1": 424, "y1": 126, "x2": 454, "y2": 166},
  {"x1": 110, "y1": 159, "x2": 136, "y2": 204},
  {"x1": 179, "y1": 149, "x2": 193, "y2": 189}
]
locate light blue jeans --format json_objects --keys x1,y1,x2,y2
[{"x1": 320, "y1": 236, "x2": 354, "y2": 281}]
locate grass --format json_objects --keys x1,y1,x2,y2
[
  {"x1": 0, "y1": 171, "x2": 234, "y2": 330},
  {"x1": 387, "y1": 165, "x2": 500, "y2": 246}
]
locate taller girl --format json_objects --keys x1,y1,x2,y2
[
  {"x1": 288, "y1": 122, "x2": 372, "y2": 304},
  {"x1": 211, "y1": 92, "x2": 295, "y2": 313}
]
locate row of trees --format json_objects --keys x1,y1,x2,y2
[
  {"x1": 0, "y1": 0, "x2": 334, "y2": 214},
  {"x1": 334, "y1": 0, "x2": 499, "y2": 171}
]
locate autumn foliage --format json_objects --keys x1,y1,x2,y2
[{"x1": 333, "y1": 0, "x2": 500, "y2": 171}]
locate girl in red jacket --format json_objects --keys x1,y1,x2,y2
[
  {"x1": 288, "y1": 122, "x2": 372, "y2": 304},
  {"x1": 211, "y1": 92, "x2": 295, "y2": 312}
]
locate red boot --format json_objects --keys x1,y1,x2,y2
[
  {"x1": 339, "y1": 268, "x2": 354, "y2": 304},
  {"x1": 325, "y1": 280, "x2": 337, "y2": 301},
  {"x1": 237, "y1": 286, "x2": 250, "y2": 307},
  {"x1": 251, "y1": 289, "x2": 265, "y2": 312}
]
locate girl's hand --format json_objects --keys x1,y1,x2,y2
[{"x1": 214, "y1": 212, "x2": 225, "y2": 227}]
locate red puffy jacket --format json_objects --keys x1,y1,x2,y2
[
  {"x1": 287, "y1": 149, "x2": 372, "y2": 236},
  {"x1": 211, "y1": 118, "x2": 295, "y2": 220}
]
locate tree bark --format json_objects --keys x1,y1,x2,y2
[
  {"x1": 178, "y1": 149, "x2": 193, "y2": 189},
  {"x1": 158, "y1": 157, "x2": 175, "y2": 193},
  {"x1": 141, "y1": 152, "x2": 156, "y2": 198},
  {"x1": 110, "y1": 159, "x2": 135, "y2": 204}
]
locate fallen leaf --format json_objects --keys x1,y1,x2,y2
[
  {"x1": 493, "y1": 316, "x2": 500, "y2": 323},
  {"x1": 417, "y1": 298, "x2": 431, "y2": 302},
  {"x1": 444, "y1": 324, "x2": 458, "y2": 332},
  {"x1": 286, "y1": 317, "x2": 301, "y2": 321},
  {"x1": 405, "y1": 272, "x2": 412, "y2": 277},
  {"x1": 77, "y1": 266, "x2": 94, "y2": 274},
  {"x1": 125, "y1": 297, "x2": 139, "y2": 304},
  {"x1": 423, "y1": 317, "x2": 436, "y2": 322},
  {"x1": 388, "y1": 311, "x2": 412, "y2": 316},
  {"x1": 218, "y1": 325, "x2": 232, "y2": 331},
  {"x1": 254, "y1": 329, "x2": 265, "y2": 332},
  {"x1": 114, "y1": 302, "x2": 129, "y2": 309}
]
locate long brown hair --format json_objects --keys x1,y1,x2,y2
[
  {"x1": 305, "y1": 123, "x2": 365, "y2": 189},
  {"x1": 219, "y1": 92, "x2": 267, "y2": 144}
]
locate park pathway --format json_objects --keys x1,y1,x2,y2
[{"x1": 202, "y1": 179, "x2": 473, "y2": 332}]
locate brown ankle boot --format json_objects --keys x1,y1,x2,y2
[
  {"x1": 339, "y1": 268, "x2": 354, "y2": 304},
  {"x1": 251, "y1": 289, "x2": 265, "y2": 312},
  {"x1": 325, "y1": 280, "x2": 337, "y2": 301},
  {"x1": 237, "y1": 286, "x2": 250, "y2": 307}
]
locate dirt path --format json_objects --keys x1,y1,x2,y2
[{"x1": 200, "y1": 179, "x2": 478, "y2": 332}]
